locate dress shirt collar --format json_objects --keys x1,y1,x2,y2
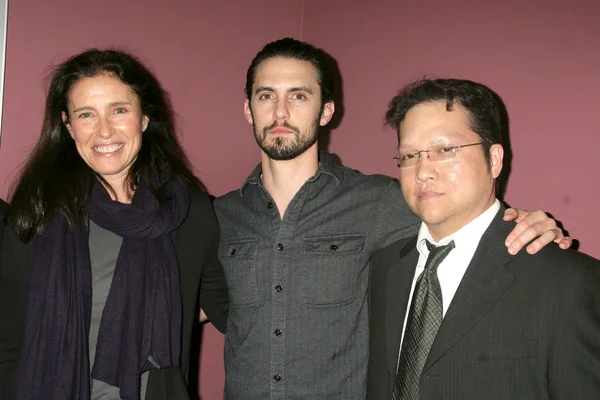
[{"x1": 239, "y1": 151, "x2": 344, "y2": 195}]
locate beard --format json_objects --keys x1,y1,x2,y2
[{"x1": 253, "y1": 116, "x2": 321, "y2": 161}]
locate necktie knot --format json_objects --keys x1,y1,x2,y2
[{"x1": 424, "y1": 240, "x2": 455, "y2": 274}]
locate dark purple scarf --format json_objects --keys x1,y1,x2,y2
[{"x1": 17, "y1": 179, "x2": 190, "y2": 400}]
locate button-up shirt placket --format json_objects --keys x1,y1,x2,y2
[{"x1": 263, "y1": 182, "x2": 311, "y2": 399}]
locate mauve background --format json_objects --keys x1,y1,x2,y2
[{"x1": 0, "y1": 1, "x2": 598, "y2": 398}]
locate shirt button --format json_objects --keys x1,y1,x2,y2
[
  {"x1": 275, "y1": 285, "x2": 282, "y2": 292},
  {"x1": 330, "y1": 244, "x2": 338, "y2": 252},
  {"x1": 273, "y1": 374, "x2": 281, "y2": 382},
  {"x1": 267, "y1": 201, "x2": 274, "y2": 209},
  {"x1": 274, "y1": 328, "x2": 282, "y2": 336},
  {"x1": 276, "y1": 243, "x2": 284, "y2": 251}
]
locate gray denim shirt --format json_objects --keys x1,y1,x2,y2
[{"x1": 214, "y1": 152, "x2": 420, "y2": 399}]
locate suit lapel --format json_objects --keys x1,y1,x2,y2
[
  {"x1": 423, "y1": 208, "x2": 516, "y2": 372},
  {"x1": 385, "y1": 236, "x2": 419, "y2": 376}
]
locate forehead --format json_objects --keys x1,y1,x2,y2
[
  {"x1": 253, "y1": 57, "x2": 320, "y2": 89},
  {"x1": 68, "y1": 74, "x2": 137, "y2": 104},
  {"x1": 399, "y1": 100, "x2": 477, "y2": 144}
]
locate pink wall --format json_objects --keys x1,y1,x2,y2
[
  {"x1": 1, "y1": 1, "x2": 598, "y2": 398},
  {"x1": 0, "y1": 1, "x2": 305, "y2": 398},
  {"x1": 302, "y1": 0, "x2": 600, "y2": 257}
]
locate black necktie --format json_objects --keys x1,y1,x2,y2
[{"x1": 391, "y1": 240, "x2": 455, "y2": 400}]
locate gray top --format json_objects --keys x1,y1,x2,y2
[
  {"x1": 214, "y1": 152, "x2": 420, "y2": 399},
  {"x1": 89, "y1": 221, "x2": 148, "y2": 400}
]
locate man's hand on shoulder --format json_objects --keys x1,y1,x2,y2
[{"x1": 503, "y1": 208, "x2": 571, "y2": 255}]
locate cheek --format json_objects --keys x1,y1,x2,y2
[
  {"x1": 399, "y1": 171, "x2": 418, "y2": 206},
  {"x1": 70, "y1": 128, "x2": 93, "y2": 150},
  {"x1": 249, "y1": 111, "x2": 267, "y2": 127},
  {"x1": 71, "y1": 137, "x2": 91, "y2": 165},
  {"x1": 446, "y1": 164, "x2": 462, "y2": 192},
  {"x1": 447, "y1": 161, "x2": 484, "y2": 197},
  {"x1": 398, "y1": 170, "x2": 414, "y2": 188},
  {"x1": 119, "y1": 119, "x2": 144, "y2": 141}
]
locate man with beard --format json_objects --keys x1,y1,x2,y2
[{"x1": 213, "y1": 38, "x2": 570, "y2": 399}]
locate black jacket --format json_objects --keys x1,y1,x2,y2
[
  {"x1": 367, "y1": 208, "x2": 600, "y2": 399},
  {"x1": 0, "y1": 191, "x2": 229, "y2": 399}
]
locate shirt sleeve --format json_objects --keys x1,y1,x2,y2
[
  {"x1": 198, "y1": 198, "x2": 229, "y2": 334},
  {"x1": 375, "y1": 178, "x2": 421, "y2": 250}
]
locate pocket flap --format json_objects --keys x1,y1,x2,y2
[
  {"x1": 304, "y1": 234, "x2": 366, "y2": 254},
  {"x1": 219, "y1": 239, "x2": 258, "y2": 257}
]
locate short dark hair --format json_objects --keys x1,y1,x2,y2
[
  {"x1": 385, "y1": 78, "x2": 505, "y2": 164},
  {"x1": 7, "y1": 49, "x2": 200, "y2": 242},
  {"x1": 245, "y1": 38, "x2": 333, "y2": 107}
]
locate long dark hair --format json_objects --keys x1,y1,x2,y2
[{"x1": 6, "y1": 49, "x2": 201, "y2": 242}]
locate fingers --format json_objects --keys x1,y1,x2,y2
[
  {"x1": 505, "y1": 210, "x2": 561, "y2": 255},
  {"x1": 524, "y1": 228, "x2": 562, "y2": 255},
  {"x1": 503, "y1": 208, "x2": 520, "y2": 222},
  {"x1": 557, "y1": 236, "x2": 572, "y2": 249},
  {"x1": 199, "y1": 309, "x2": 208, "y2": 322},
  {"x1": 504, "y1": 209, "x2": 536, "y2": 251}
]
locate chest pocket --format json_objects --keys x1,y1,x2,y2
[
  {"x1": 218, "y1": 238, "x2": 258, "y2": 308},
  {"x1": 302, "y1": 233, "x2": 366, "y2": 307}
]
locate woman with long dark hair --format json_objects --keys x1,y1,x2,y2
[{"x1": 0, "y1": 49, "x2": 228, "y2": 400}]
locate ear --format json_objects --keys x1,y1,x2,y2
[
  {"x1": 142, "y1": 115, "x2": 149, "y2": 132},
  {"x1": 243, "y1": 99, "x2": 254, "y2": 125},
  {"x1": 319, "y1": 101, "x2": 335, "y2": 126},
  {"x1": 62, "y1": 111, "x2": 74, "y2": 138},
  {"x1": 489, "y1": 143, "x2": 504, "y2": 179}
]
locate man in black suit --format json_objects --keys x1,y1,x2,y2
[
  {"x1": 367, "y1": 78, "x2": 600, "y2": 399},
  {"x1": 0, "y1": 199, "x2": 4, "y2": 242}
]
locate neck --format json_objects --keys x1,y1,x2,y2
[
  {"x1": 100, "y1": 174, "x2": 133, "y2": 204},
  {"x1": 260, "y1": 145, "x2": 319, "y2": 218}
]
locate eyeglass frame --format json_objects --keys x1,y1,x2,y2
[{"x1": 392, "y1": 142, "x2": 484, "y2": 169}]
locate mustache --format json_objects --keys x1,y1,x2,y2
[{"x1": 262, "y1": 120, "x2": 301, "y2": 135}]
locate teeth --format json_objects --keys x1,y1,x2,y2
[{"x1": 94, "y1": 144, "x2": 123, "y2": 153}]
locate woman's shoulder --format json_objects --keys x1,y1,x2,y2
[
  {"x1": 188, "y1": 186, "x2": 211, "y2": 206},
  {"x1": 188, "y1": 187, "x2": 216, "y2": 218},
  {"x1": 175, "y1": 186, "x2": 218, "y2": 236}
]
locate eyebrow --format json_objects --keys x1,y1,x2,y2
[
  {"x1": 71, "y1": 101, "x2": 133, "y2": 114},
  {"x1": 254, "y1": 86, "x2": 274, "y2": 94},
  {"x1": 398, "y1": 133, "x2": 463, "y2": 148},
  {"x1": 289, "y1": 87, "x2": 313, "y2": 94},
  {"x1": 253, "y1": 86, "x2": 314, "y2": 95}
]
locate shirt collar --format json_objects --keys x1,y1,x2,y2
[
  {"x1": 239, "y1": 151, "x2": 344, "y2": 195},
  {"x1": 416, "y1": 199, "x2": 501, "y2": 258}
]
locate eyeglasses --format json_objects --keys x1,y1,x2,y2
[{"x1": 393, "y1": 142, "x2": 484, "y2": 168}]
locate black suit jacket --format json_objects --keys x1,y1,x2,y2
[
  {"x1": 367, "y1": 208, "x2": 600, "y2": 399},
  {"x1": 0, "y1": 190, "x2": 228, "y2": 400}
]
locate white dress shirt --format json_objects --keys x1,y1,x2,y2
[{"x1": 397, "y1": 199, "x2": 501, "y2": 367}]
